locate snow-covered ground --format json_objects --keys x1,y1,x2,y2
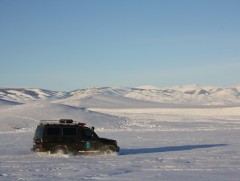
[{"x1": 0, "y1": 85, "x2": 240, "y2": 180}]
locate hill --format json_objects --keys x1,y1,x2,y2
[{"x1": 1, "y1": 85, "x2": 240, "y2": 106}]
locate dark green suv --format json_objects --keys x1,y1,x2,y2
[{"x1": 32, "y1": 119, "x2": 120, "y2": 155}]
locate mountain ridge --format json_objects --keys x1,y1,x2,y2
[{"x1": 1, "y1": 85, "x2": 240, "y2": 106}]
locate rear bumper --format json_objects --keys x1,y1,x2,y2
[{"x1": 31, "y1": 147, "x2": 45, "y2": 152}]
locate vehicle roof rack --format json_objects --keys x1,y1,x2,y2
[
  {"x1": 59, "y1": 119, "x2": 73, "y2": 123},
  {"x1": 39, "y1": 119, "x2": 77, "y2": 125}
]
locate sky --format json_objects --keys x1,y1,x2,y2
[{"x1": 0, "y1": 0, "x2": 240, "y2": 91}]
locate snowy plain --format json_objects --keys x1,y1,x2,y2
[{"x1": 0, "y1": 85, "x2": 240, "y2": 180}]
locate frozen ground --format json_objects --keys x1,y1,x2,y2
[{"x1": 0, "y1": 86, "x2": 240, "y2": 180}]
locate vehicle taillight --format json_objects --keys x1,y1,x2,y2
[{"x1": 35, "y1": 139, "x2": 42, "y2": 144}]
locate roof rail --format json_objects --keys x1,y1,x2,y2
[
  {"x1": 39, "y1": 120, "x2": 58, "y2": 124},
  {"x1": 39, "y1": 119, "x2": 76, "y2": 125},
  {"x1": 59, "y1": 119, "x2": 73, "y2": 123}
]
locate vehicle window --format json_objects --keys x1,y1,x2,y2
[
  {"x1": 80, "y1": 129, "x2": 94, "y2": 140},
  {"x1": 34, "y1": 126, "x2": 44, "y2": 138},
  {"x1": 47, "y1": 127, "x2": 61, "y2": 135},
  {"x1": 63, "y1": 128, "x2": 77, "y2": 136}
]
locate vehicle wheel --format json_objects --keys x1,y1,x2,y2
[
  {"x1": 102, "y1": 145, "x2": 116, "y2": 154},
  {"x1": 52, "y1": 146, "x2": 68, "y2": 155}
]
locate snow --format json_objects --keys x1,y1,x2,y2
[
  {"x1": 0, "y1": 85, "x2": 240, "y2": 180},
  {"x1": 125, "y1": 85, "x2": 240, "y2": 105},
  {"x1": 1, "y1": 85, "x2": 240, "y2": 106}
]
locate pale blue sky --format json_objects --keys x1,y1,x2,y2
[{"x1": 1, "y1": 0, "x2": 240, "y2": 91}]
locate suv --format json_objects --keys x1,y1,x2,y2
[{"x1": 31, "y1": 119, "x2": 120, "y2": 155}]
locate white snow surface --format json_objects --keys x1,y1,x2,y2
[{"x1": 0, "y1": 85, "x2": 240, "y2": 180}]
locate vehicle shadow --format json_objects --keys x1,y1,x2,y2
[{"x1": 119, "y1": 144, "x2": 227, "y2": 155}]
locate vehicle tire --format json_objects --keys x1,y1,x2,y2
[
  {"x1": 52, "y1": 146, "x2": 68, "y2": 155},
  {"x1": 101, "y1": 145, "x2": 116, "y2": 154}
]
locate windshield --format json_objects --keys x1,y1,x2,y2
[
  {"x1": 34, "y1": 126, "x2": 44, "y2": 139},
  {"x1": 92, "y1": 131, "x2": 99, "y2": 139}
]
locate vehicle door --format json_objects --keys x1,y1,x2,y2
[
  {"x1": 62, "y1": 127, "x2": 78, "y2": 151},
  {"x1": 78, "y1": 128, "x2": 98, "y2": 154}
]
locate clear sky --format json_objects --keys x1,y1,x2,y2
[{"x1": 1, "y1": 0, "x2": 240, "y2": 91}]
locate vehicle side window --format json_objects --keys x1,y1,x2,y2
[
  {"x1": 34, "y1": 126, "x2": 44, "y2": 138},
  {"x1": 47, "y1": 127, "x2": 61, "y2": 135},
  {"x1": 63, "y1": 128, "x2": 77, "y2": 136},
  {"x1": 80, "y1": 129, "x2": 94, "y2": 140}
]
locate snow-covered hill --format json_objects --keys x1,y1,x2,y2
[
  {"x1": 0, "y1": 88, "x2": 68, "y2": 103},
  {"x1": 126, "y1": 85, "x2": 240, "y2": 106},
  {"x1": 1, "y1": 84, "x2": 240, "y2": 106}
]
